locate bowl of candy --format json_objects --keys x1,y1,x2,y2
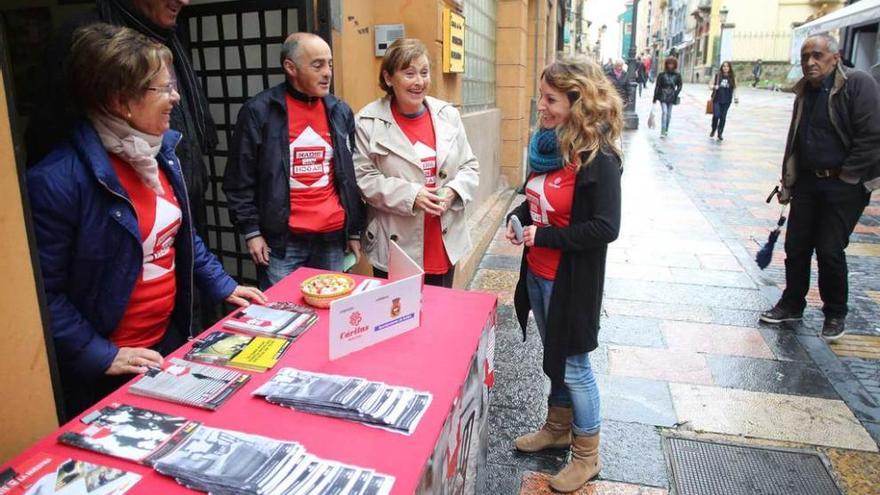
[{"x1": 300, "y1": 273, "x2": 356, "y2": 308}]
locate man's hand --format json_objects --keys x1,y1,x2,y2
[
  {"x1": 777, "y1": 187, "x2": 791, "y2": 205},
  {"x1": 347, "y1": 239, "x2": 362, "y2": 264},
  {"x1": 246, "y1": 236, "x2": 270, "y2": 266},
  {"x1": 522, "y1": 225, "x2": 538, "y2": 247},
  {"x1": 225, "y1": 285, "x2": 268, "y2": 307},
  {"x1": 414, "y1": 187, "x2": 445, "y2": 216},
  {"x1": 106, "y1": 347, "x2": 163, "y2": 375}
]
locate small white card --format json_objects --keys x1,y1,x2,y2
[{"x1": 329, "y1": 242, "x2": 423, "y2": 360}]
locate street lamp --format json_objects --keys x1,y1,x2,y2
[
  {"x1": 624, "y1": 0, "x2": 640, "y2": 130},
  {"x1": 718, "y1": 5, "x2": 734, "y2": 72}
]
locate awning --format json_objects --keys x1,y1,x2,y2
[{"x1": 791, "y1": 0, "x2": 880, "y2": 63}]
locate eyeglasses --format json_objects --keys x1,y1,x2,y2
[{"x1": 146, "y1": 81, "x2": 178, "y2": 95}]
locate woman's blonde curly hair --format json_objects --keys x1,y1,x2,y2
[{"x1": 540, "y1": 56, "x2": 624, "y2": 169}]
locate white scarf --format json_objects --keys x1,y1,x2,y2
[{"x1": 90, "y1": 113, "x2": 165, "y2": 194}]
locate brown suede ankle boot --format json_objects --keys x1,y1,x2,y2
[
  {"x1": 514, "y1": 406, "x2": 573, "y2": 452},
  {"x1": 549, "y1": 432, "x2": 600, "y2": 492}
]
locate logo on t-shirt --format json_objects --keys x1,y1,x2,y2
[
  {"x1": 413, "y1": 141, "x2": 437, "y2": 187},
  {"x1": 142, "y1": 196, "x2": 181, "y2": 281},
  {"x1": 289, "y1": 126, "x2": 334, "y2": 189},
  {"x1": 525, "y1": 174, "x2": 554, "y2": 226}
]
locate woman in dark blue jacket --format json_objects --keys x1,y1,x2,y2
[
  {"x1": 710, "y1": 61, "x2": 737, "y2": 141},
  {"x1": 27, "y1": 24, "x2": 265, "y2": 418}
]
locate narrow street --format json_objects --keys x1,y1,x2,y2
[{"x1": 475, "y1": 84, "x2": 880, "y2": 494}]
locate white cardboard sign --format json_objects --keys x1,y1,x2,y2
[{"x1": 329, "y1": 241, "x2": 423, "y2": 360}]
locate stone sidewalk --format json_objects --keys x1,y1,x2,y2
[{"x1": 472, "y1": 85, "x2": 880, "y2": 494}]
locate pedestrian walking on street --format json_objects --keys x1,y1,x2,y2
[
  {"x1": 606, "y1": 59, "x2": 631, "y2": 105},
  {"x1": 710, "y1": 61, "x2": 738, "y2": 141},
  {"x1": 506, "y1": 56, "x2": 623, "y2": 493},
  {"x1": 653, "y1": 56, "x2": 683, "y2": 137},
  {"x1": 760, "y1": 34, "x2": 880, "y2": 340},
  {"x1": 752, "y1": 59, "x2": 763, "y2": 87},
  {"x1": 635, "y1": 56, "x2": 648, "y2": 96}
]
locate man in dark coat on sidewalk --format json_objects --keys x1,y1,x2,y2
[{"x1": 760, "y1": 34, "x2": 880, "y2": 340}]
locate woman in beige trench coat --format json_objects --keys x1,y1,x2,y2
[{"x1": 354, "y1": 38, "x2": 479, "y2": 288}]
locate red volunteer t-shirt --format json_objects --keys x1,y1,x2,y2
[
  {"x1": 109, "y1": 155, "x2": 181, "y2": 348},
  {"x1": 525, "y1": 166, "x2": 577, "y2": 280},
  {"x1": 286, "y1": 94, "x2": 346, "y2": 233},
  {"x1": 392, "y1": 105, "x2": 452, "y2": 275}
]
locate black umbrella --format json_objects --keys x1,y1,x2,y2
[{"x1": 756, "y1": 186, "x2": 787, "y2": 270}]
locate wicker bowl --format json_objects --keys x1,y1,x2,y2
[{"x1": 300, "y1": 274, "x2": 356, "y2": 308}]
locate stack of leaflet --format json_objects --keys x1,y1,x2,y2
[
  {"x1": 223, "y1": 301, "x2": 317, "y2": 340},
  {"x1": 57, "y1": 404, "x2": 394, "y2": 495},
  {"x1": 128, "y1": 358, "x2": 250, "y2": 410},
  {"x1": 253, "y1": 368, "x2": 432, "y2": 435},
  {"x1": 153, "y1": 426, "x2": 394, "y2": 495}
]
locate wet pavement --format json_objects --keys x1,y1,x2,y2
[{"x1": 471, "y1": 84, "x2": 880, "y2": 493}]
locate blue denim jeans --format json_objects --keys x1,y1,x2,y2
[
  {"x1": 264, "y1": 236, "x2": 345, "y2": 289},
  {"x1": 660, "y1": 102, "x2": 673, "y2": 133},
  {"x1": 525, "y1": 268, "x2": 601, "y2": 435}
]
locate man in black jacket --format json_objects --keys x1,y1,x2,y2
[
  {"x1": 223, "y1": 33, "x2": 364, "y2": 289},
  {"x1": 760, "y1": 34, "x2": 880, "y2": 340}
]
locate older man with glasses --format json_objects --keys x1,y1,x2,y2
[{"x1": 27, "y1": 0, "x2": 214, "y2": 244}]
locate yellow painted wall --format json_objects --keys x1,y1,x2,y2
[
  {"x1": 0, "y1": 68, "x2": 58, "y2": 464},
  {"x1": 336, "y1": 0, "x2": 462, "y2": 114},
  {"x1": 723, "y1": 0, "x2": 844, "y2": 62}
]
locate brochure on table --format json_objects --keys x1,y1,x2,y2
[{"x1": 329, "y1": 241, "x2": 423, "y2": 360}]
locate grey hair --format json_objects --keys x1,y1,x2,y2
[
  {"x1": 280, "y1": 37, "x2": 301, "y2": 67},
  {"x1": 280, "y1": 32, "x2": 323, "y2": 67},
  {"x1": 806, "y1": 33, "x2": 840, "y2": 54}
]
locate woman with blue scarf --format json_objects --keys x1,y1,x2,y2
[{"x1": 505, "y1": 57, "x2": 623, "y2": 493}]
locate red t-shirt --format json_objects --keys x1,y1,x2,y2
[
  {"x1": 109, "y1": 155, "x2": 181, "y2": 348},
  {"x1": 525, "y1": 166, "x2": 577, "y2": 280},
  {"x1": 392, "y1": 105, "x2": 452, "y2": 275},
  {"x1": 286, "y1": 94, "x2": 346, "y2": 234}
]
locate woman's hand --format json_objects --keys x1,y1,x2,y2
[
  {"x1": 437, "y1": 187, "x2": 459, "y2": 212},
  {"x1": 414, "y1": 187, "x2": 446, "y2": 216},
  {"x1": 522, "y1": 225, "x2": 538, "y2": 247},
  {"x1": 225, "y1": 285, "x2": 268, "y2": 307},
  {"x1": 106, "y1": 347, "x2": 163, "y2": 375},
  {"x1": 505, "y1": 220, "x2": 523, "y2": 245}
]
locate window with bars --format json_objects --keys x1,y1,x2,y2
[
  {"x1": 462, "y1": 0, "x2": 496, "y2": 113},
  {"x1": 181, "y1": 0, "x2": 312, "y2": 292}
]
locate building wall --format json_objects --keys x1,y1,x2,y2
[
  {"x1": 0, "y1": 68, "x2": 58, "y2": 464},
  {"x1": 719, "y1": 0, "x2": 845, "y2": 62},
  {"x1": 336, "y1": 0, "x2": 460, "y2": 112}
]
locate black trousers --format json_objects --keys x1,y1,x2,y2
[
  {"x1": 712, "y1": 101, "x2": 732, "y2": 136},
  {"x1": 780, "y1": 175, "x2": 870, "y2": 317},
  {"x1": 372, "y1": 266, "x2": 456, "y2": 289}
]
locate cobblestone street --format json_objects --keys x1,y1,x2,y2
[{"x1": 474, "y1": 84, "x2": 880, "y2": 494}]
